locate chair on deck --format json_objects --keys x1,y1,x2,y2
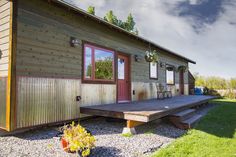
[
  {"x1": 156, "y1": 84, "x2": 172, "y2": 99},
  {"x1": 164, "y1": 85, "x2": 172, "y2": 98}
]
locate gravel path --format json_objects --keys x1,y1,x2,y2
[{"x1": 0, "y1": 104, "x2": 216, "y2": 157}]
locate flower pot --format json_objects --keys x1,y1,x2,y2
[
  {"x1": 145, "y1": 55, "x2": 153, "y2": 62},
  {"x1": 61, "y1": 137, "x2": 69, "y2": 152}
]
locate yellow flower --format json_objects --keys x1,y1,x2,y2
[{"x1": 62, "y1": 122, "x2": 95, "y2": 157}]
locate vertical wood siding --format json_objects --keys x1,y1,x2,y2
[
  {"x1": 16, "y1": 76, "x2": 81, "y2": 128},
  {"x1": 0, "y1": 0, "x2": 10, "y2": 77},
  {"x1": 0, "y1": 77, "x2": 7, "y2": 128}
]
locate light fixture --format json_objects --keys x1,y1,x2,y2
[
  {"x1": 70, "y1": 37, "x2": 80, "y2": 47},
  {"x1": 160, "y1": 62, "x2": 165, "y2": 68},
  {"x1": 134, "y1": 55, "x2": 142, "y2": 62}
]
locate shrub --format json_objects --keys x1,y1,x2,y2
[
  {"x1": 203, "y1": 87, "x2": 221, "y2": 97},
  {"x1": 62, "y1": 122, "x2": 95, "y2": 157},
  {"x1": 224, "y1": 90, "x2": 236, "y2": 99}
]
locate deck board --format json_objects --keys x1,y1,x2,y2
[{"x1": 80, "y1": 95, "x2": 215, "y2": 122}]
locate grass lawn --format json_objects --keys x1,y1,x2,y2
[{"x1": 152, "y1": 99, "x2": 236, "y2": 157}]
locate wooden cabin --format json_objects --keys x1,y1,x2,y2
[{"x1": 0, "y1": 0, "x2": 197, "y2": 132}]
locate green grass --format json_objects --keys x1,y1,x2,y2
[
  {"x1": 152, "y1": 99, "x2": 236, "y2": 157},
  {"x1": 121, "y1": 132, "x2": 133, "y2": 138}
]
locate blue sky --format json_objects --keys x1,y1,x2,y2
[{"x1": 65, "y1": 0, "x2": 236, "y2": 78}]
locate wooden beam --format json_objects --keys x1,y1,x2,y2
[
  {"x1": 127, "y1": 120, "x2": 144, "y2": 128},
  {"x1": 6, "y1": 0, "x2": 13, "y2": 132},
  {"x1": 6, "y1": 0, "x2": 17, "y2": 131}
]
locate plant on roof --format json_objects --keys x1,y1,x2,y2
[
  {"x1": 104, "y1": 11, "x2": 139, "y2": 35},
  {"x1": 61, "y1": 122, "x2": 95, "y2": 157},
  {"x1": 145, "y1": 50, "x2": 159, "y2": 63},
  {"x1": 87, "y1": 6, "x2": 95, "y2": 15}
]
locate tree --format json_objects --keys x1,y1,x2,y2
[
  {"x1": 125, "y1": 13, "x2": 135, "y2": 32},
  {"x1": 87, "y1": 6, "x2": 95, "y2": 15},
  {"x1": 104, "y1": 10, "x2": 139, "y2": 35},
  {"x1": 230, "y1": 78, "x2": 236, "y2": 89},
  {"x1": 195, "y1": 76, "x2": 206, "y2": 87},
  {"x1": 104, "y1": 10, "x2": 118, "y2": 25},
  {"x1": 195, "y1": 75, "x2": 229, "y2": 89}
]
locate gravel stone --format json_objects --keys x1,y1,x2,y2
[{"x1": 0, "y1": 104, "x2": 216, "y2": 157}]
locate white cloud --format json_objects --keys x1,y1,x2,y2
[{"x1": 65, "y1": 0, "x2": 236, "y2": 78}]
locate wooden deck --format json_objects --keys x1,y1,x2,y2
[{"x1": 80, "y1": 95, "x2": 215, "y2": 123}]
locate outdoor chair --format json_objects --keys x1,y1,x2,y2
[
  {"x1": 164, "y1": 85, "x2": 172, "y2": 98},
  {"x1": 156, "y1": 84, "x2": 165, "y2": 99},
  {"x1": 156, "y1": 84, "x2": 172, "y2": 99}
]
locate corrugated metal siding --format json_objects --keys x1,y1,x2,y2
[
  {"x1": 81, "y1": 84, "x2": 116, "y2": 107},
  {"x1": 16, "y1": 76, "x2": 81, "y2": 128},
  {"x1": 0, "y1": 0, "x2": 10, "y2": 77},
  {"x1": 0, "y1": 77, "x2": 7, "y2": 128}
]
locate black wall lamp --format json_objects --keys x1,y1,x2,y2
[
  {"x1": 70, "y1": 37, "x2": 80, "y2": 47},
  {"x1": 160, "y1": 62, "x2": 165, "y2": 68},
  {"x1": 134, "y1": 55, "x2": 142, "y2": 62}
]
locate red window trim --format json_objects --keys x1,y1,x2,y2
[{"x1": 83, "y1": 43, "x2": 116, "y2": 84}]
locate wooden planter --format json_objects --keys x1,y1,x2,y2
[
  {"x1": 61, "y1": 138, "x2": 90, "y2": 157},
  {"x1": 61, "y1": 137, "x2": 70, "y2": 152}
]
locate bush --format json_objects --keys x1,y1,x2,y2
[
  {"x1": 203, "y1": 87, "x2": 221, "y2": 97},
  {"x1": 62, "y1": 122, "x2": 95, "y2": 157},
  {"x1": 224, "y1": 90, "x2": 236, "y2": 99}
]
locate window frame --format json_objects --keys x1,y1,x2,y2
[
  {"x1": 166, "y1": 64, "x2": 175, "y2": 85},
  {"x1": 149, "y1": 62, "x2": 158, "y2": 80},
  {"x1": 82, "y1": 42, "x2": 116, "y2": 84}
]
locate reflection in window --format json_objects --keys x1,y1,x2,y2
[
  {"x1": 118, "y1": 58, "x2": 125, "y2": 79},
  {"x1": 83, "y1": 44, "x2": 114, "y2": 82},
  {"x1": 150, "y1": 62, "x2": 158, "y2": 79},
  {"x1": 95, "y1": 49, "x2": 113, "y2": 80},
  {"x1": 85, "y1": 47, "x2": 92, "y2": 79},
  {"x1": 166, "y1": 65, "x2": 175, "y2": 84}
]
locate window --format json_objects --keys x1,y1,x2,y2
[
  {"x1": 118, "y1": 58, "x2": 125, "y2": 79},
  {"x1": 166, "y1": 65, "x2": 175, "y2": 85},
  {"x1": 150, "y1": 62, "x2": 158, "y2": 79},
  {"x1": 83, "y1": 44, "x2": 115, "y2": 82}
]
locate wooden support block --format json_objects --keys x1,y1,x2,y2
[
  {"x1": 127, "y1": 120, "x2": 144, "y2": 128},
  {"x1": 122, "y1": 127, "x2": 137, "y2": 135}
]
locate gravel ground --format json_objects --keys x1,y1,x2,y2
[{"x1": 0, "y1": 104, "x2": 216, "y2": 157}]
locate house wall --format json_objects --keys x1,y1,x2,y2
[
  {"x1": 15, "y1": 0, "x2": 190, "y2": 128},
  {"x1": 0, "y1": 0, "x2": 11, "y2": 129},
  {"x1": 0, "y1": 77, "x2": 7, "y2": 128},
  {"x1": 0, "y1": 0, "x2": 10, "y2": 77}
]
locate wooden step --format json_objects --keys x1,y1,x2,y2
[
  {"x1": 169, "y1": 109, "x2": 196, "y2": 121},
  {"x1": 180, "y1": 114, "x2": 203, "y2": 129}
]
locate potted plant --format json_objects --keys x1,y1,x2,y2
[
  {"x1": 145, "y1": 50, "x2": 159, "y2": 63},
  {"x1": 177, "y1": 66, "x2": 187, "y2": 72},
  {"x1": 61, "y1": 122, "x2": 95, "y2": 157}
]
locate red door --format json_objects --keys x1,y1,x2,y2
[
  {"x1": 179, "y1": 69, "x2": 184, "y2": 95},
  {"x1": 117, "y1": 54, "x2": 130, "y2": 102}
]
